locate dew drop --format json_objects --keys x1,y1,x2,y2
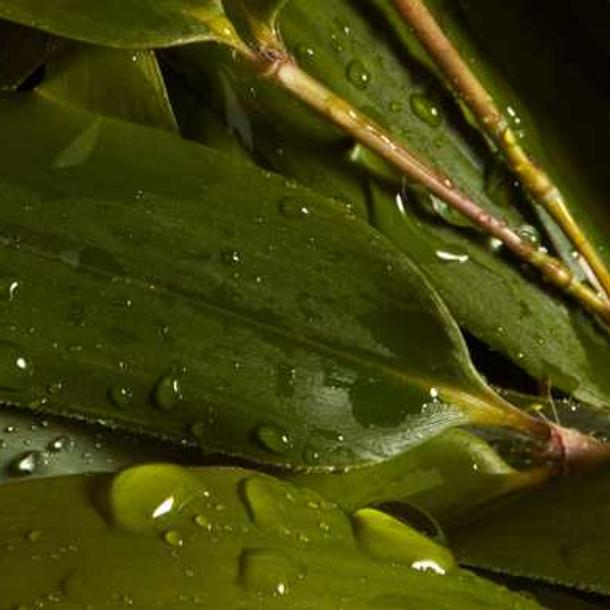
[
  {"x1": 346, "y1": 60, "x2": 371, "y2": 90},
  {"x1": 163, "y1": 529, "x2": 184, "y2": 548},
  {"x1": 153, "y1": 374, "x2": 182, "y2": 411},
  {"x1": 221, "y1": 250, "x2": 242, "y2": 266},
  {"x1": 389, "y1": 100, "x2": 403, "y2": 113},
  {"x1": 109, "y1": 384, "x2": 134, "y2": 409},
  {"x1": 10, "y1": 450, "x2": 47, "y2": 477},
  {"x1": 352, "y1": 508, "x2": 455, "y2": 574},
  {"x1": 109, "y1": 464, "x2": 201, "y2": 532},
  {"x1": 0, "y1": 343, "x2": 32, "y2": 390},
  {"x1": 409, "y1": 94, "x2": 442, "y2": 127},
  {"x1": 239, "y1": 549, "x2": 300, "y2": 597},
  {"x1": 515, "y1": 224, "x2": 541, "y2": 247},
  {"x1": 48, "y1": 436, "x2": 73, "y2": 453},
  {"x1": 27, "y1": 529, "x2": 43, "y2": 542},
  {"x1": 256, "y1": 424, "x2": 292, "y2": 455},
  {"x1": 279, "y1": 198, "x2": 311, "y2": 220}
]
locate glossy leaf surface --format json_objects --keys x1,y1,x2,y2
[
  {"x1": 0, "y1": 91, "x2": 523, "y2": 469},
  {"x1": 0, "y1": 465, "x2": 545, "y2": 609},
  {"x1": 0, "y1": 0, "x2": 234, "y2": 49},
  {"x1": 169, "y1": 0, "x2": 610, "y2": 407},
  {"x1": 40, "y1": 44, "x2": 178, "y2": 131},
  {"x1": 289, "y1": 428, "x2": 539, "y2": 525},
  {"x1": 451, "y1": 464, "x2": 610, "y2": 594}
]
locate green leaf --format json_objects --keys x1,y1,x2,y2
[
  {"x1": 0, "y1": 464, "x2": 546, "y2": 609},
  {"x1": 0, "y1": 405, "x2": 193, "y2": 482},
  {"x1": 0, "y1": 90, "x2": 533, "y2": 470},
  {"x1": 167, "y1": 0, "x2": 610, "y2": 407},
  {"x1": 0, "y1": 19, "x2": 57, "y2": 90},
  {"x1": 39, "y1": 44, "x2": 178, "y2": 131},
  {"x1": 450, "y1": 463, "x2": 610, "y2": 594},
  {"x1": 289, "y1": 428, "x2": 541, "y2": 525},
  {"x1": 0, "y1": 0, "x2": 238, "y2": 49}
]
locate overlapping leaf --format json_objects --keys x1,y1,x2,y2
[
  {"x1": 168, "y1": 0, "x2": 610, "y2": 407},
  {"x1": 0, "y1": 86, "x2": 535, "y2": 469},
  {"x1": 0, "y1": 464, "x2": 545, "y2": 609},
  {"x1": 450, "y1": 463, "x2": 610, "y2": 595}
]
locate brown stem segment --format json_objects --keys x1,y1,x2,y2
[
  {"x1": 239, "y1": 48, "x2": 610, "y2": 326},
  {"x1": 391, "y1": 0, "x2": 610, "y2": 299}
]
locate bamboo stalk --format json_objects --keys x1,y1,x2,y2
[
  {"x1": 238, "y1": 48, "x2": 610, "y2": 326},
  {"x1": 391, "y1": 0, "x2": 610, "y2": 299}
]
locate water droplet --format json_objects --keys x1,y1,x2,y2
[
  {"x1": 110, "y1": 464, "x2": 202, "y2": 533},
  {"x1": 194, "y1": 514, "x2": 210, "y2": 529},
  {"x1": 389, "y1": 100, "x2": 403, "y2": 113},
  {"x1": 435, "y1": 250, "x2": 469, "y2": 264},
  {"x1": 153, "y1": 374, "x2": 182, "y2": 410},
  {"x1": 276, "y1": 364, "x2": 296, "y2": 398},
  {"x1": 303, "y1": 446, "x2": 321, "y2": 464},
  {"x1": 296, "y1": 45, "x2": 315, "y2": 61},
  {"x1": 59, "y1": 250, "x2": 81, "y2": 269},
  {"x1": 352, "y1": 508, "x2": 455, "y2": 574},
  {"x1": 409, "y1": 94, "x2": 442, "y2": 127},
  {"x1": 239, "y1": 549, "x2": 300, "y2": 597},
  {"x1": 10, "y1": 450, "x2": 47, "y2": 476},
  {"x1": 488, "y1": 237, "x2": 503, "y2": 252},
  {"x1": 346, "y1": 60, "x2": 371, "y2": 90},
  {"x1": 429, "y1": 196, "x2": 473, "y2": 228},
  {"x1": 279, "y1": 198, "x2": 311, "y2": 219},
  {"x1": 48, "y1": 436, "x2": 73, "y2": 452},
  {"x1": 256, "y1": 425, "x2": 292, "y2": 455},
  {"x1": 515, "y1": 224, "x2": 541, "y2": 246},
  {"x1": 109, "y1": 384, "x2": 133, "y2": 409},
  {"x1": 27, "y1": 529, "x2": 43, "y2": 542},
  {"x1": 0, "y1": 343, "x2": 32, "y2": 390},
  {"x1": 221, "y1": 250, "x2": 242, "y2": 266},
  {"x1": 8, "y1": 280, "x2": 19, "y2": 301},
  {"x1": 163, "y1": 529, "x2": 184, "y2": 547}
]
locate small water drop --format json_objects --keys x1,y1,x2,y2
[
  {"x1": 153, "y1": 374, "x2": 182, "y2": 410},
  {"x1": 27, "y1": 529, "x2": 43, "y2": 542},
  {"x1": 296, "y1": 45, "x2": 315, "y2": 61},
  {"x1": 279, "y1": 198, "x2": 311, "y2": 220},
  {"x1": 163, "y1": 529, "x2": 184, "y2": 548},
  {"x1": 221, "y1": 250, "x2": 242, "y2": 266},
  {"x1": 48, "y1": 436, "x2": 73, "y2": 453},
  {"x1": 515, "y1": 224, "x2": 541, "y2": 246},
  {"x1": 0, "y1": 343, "x2": 32, "y2": 390},
  {"x1": 256, "y1": 425, "x2": 292, "y2": 455},
  {"x1": 389, "y1": 100, "x2": 403, "y2": 113},
  {"x1": 239, "y1": 549, "x2": 300, "y2": 597},
  {"x1": 303, "y1": 446, "x2": 321, "y2": 464},
  {"x1": 409, "y1": 94, "x2": 442, "y2": 127},
  {"x1": 109, "y1": 384, "x2": 134, "y2": 409},
  {"x1": 10, "y1": 450, "x2": 47, "y2": 477},
  {"x1": 346, "y1": 59, "x2": 371, "y2": 90}
]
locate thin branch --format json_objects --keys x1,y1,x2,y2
[
  {"x1": 391, "y1": 0, "x2": 610, "y2": 299},
  {"x1": 238, "y1": 48, "x2": 610, "y2": 327}
]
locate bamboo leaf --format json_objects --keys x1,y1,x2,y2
[
  {"x1": 289, "y1": 428, "x2": 545, "y2": 525},
  {"x1": 39, "y1": 44, "x2": 178, "y2": 131},
  {"x1": 0, "y1": 465, "x2": 546, "y2": 609},
  {"x1": 450, "y1": 463, "x2": 610, "y2": 595},
  {"x1": 0, "y1": 91, "x2": 540, "y2": 469},
  {"x1": 167, "y1": 0, "x2": 610, "y2": 407},
  {"x1": 0, "y1": 19, "x2": 57, "y2": 90},
  {"x1": 0, "y1": 0, "x2": 238, "y2": 49}
]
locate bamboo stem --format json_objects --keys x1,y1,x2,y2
[
  {"x1": 239, "y1": 48, "x2": 610, "y2": 326},
  {"x1": 391, "y1": 0, "x2": 610, "y2": 299}
]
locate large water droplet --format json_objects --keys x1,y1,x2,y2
[
  {"x1": 153, "y1": 374, "x2": 182, "y2": 410},
  {"x1": 221, "y1": 250, "x2": 242, "y2": 266},
  {"x1": 256, "y1": 424, "x2": 292, "y2": 455},
  {"x1": 163, "y1": 529, "x2": 184, "y2": 548},
  {"x1": 0, "y1": 343, "x2": 32, "y2": 390},
  {"x1": 239, "y1": 549, "x2": 300, "y2": 597},
  {"x1": 109, "y1": 464, "x2": 202, "y2": 532},
  {"x1": 352, "y1": 508, "x2": 455, "y2": 574},
  {"x1": 10, "y1": 450, "x2": 47, "y2": 476},
  {"x1": 409, "y1": 94, "x2": 442, "y2": 127},
  {"x1": 346, "y1": 60, "x2": 371, "y2": 90}
]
